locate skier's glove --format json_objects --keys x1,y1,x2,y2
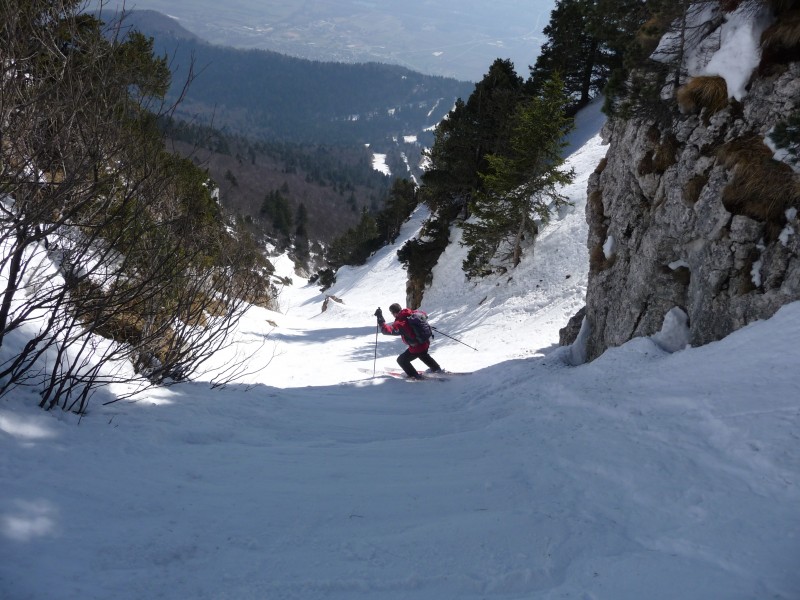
[{"x1": 374, "y1": 307, "x2": 385, "y2": 325}]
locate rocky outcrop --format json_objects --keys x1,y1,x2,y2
[{"x1": 580, "y1": 61, "x2": 800, "y2": 361}]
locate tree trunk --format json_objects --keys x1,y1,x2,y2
[
  {"x1": 580, "y1": 39, "x2": 599, "y2": 106},
  {"x1": 0, "y1": 229, "x2": 28, "y2": 346},
  {"x1": 512, "y1": 210, "x2": 526, "y2": 267}
]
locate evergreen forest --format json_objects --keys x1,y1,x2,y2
[{"x1": 100, "y1": 9, "x2": 475, "y2": 263}]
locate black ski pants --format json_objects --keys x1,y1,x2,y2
[{"x1": 397, "y1": 348, "x2": 440, "y2": 378}]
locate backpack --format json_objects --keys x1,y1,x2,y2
[{"x1": 405, "y1": 310, "x2": 432, "y2": 345}]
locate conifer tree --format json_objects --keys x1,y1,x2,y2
[
  {"x1": 771, "y1": 112, "x2": 800, "y2": 166},
  {"x1": 261, "y1": 189, "x2": 293, "y2": 236},
  {"x1": 422, "y1": 59, "x2": 525, "y2": 218},
  {"x1": 377, "y1": 178, "x2": 418, "y2": 243},
  {"x1": 528, "y1": 0, "x2": 597, "y2": 108},
  {"x1": 327, "y1": 208, "x2": 379, "y2": 267},
  {"x1": 529, "y1": 0, "x2": 648, "y2": 113},
  {"x1": 295, "y1": 202, "x2": 309, "y2": 238},
  {"x1": 461, "y1": 77, "x2": 575, "y2": 277}
]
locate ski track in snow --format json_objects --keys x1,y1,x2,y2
[{"x1": 1, "y1": 99, "x2": 799, "y2": 600}]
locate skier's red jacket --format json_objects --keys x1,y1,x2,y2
[{"x1": 380, "y1": 308, "x2": 430, "y2": 354}]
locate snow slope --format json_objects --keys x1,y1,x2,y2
[{"x1": 2, "y1": 98, "x2": 799, "y2": 600}]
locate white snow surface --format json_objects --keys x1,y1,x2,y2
[
  {"x1": 2, "y1": 102, "x2": 799, "y2": 600},
  {"x1": 371, "y1": 153, "x2": 391, "y2": 176},
  {"x1": 651, "y1": 1, "x2": 774, "y2": 101},
  {"x1": 700, "y1": 3, "x2": 773, "y2": 100}
]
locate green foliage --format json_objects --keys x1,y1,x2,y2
[
  {"x1": 409, "y1": 59, "x2": 534, "y2": 286},
  {"x1": 771, "y1": 112, "x2": 800, "y2": 165},
  {"x1": 602, "y1": 0, "x2": 707, "y2": 120},
  {"x1": 529, "y1": 0, "x2": 647, "y2": 114},
  {"x1": 422, "y1": 59, "x2": 526, "y2": 217},
  {"x1": 261, "y1": 190, "x2": 294, "y2": 236},
  {"x1": 327, "y1": 208, "x2": 380, "y2": 267},
  {"x1": 421, "y1": 99, "x2": 478, "y2": 216},
  {"x1": 377, "y1": 179, "x2": 419, "y2": 243},
  {"x1": 528, "y1": 0, "x2": 596, "y2": 108},
  {"x1": 167, "y1": 153, "x2": 219, "y2": 219},
  {"x1": 326, "y1": 178, "x2": 420, "y2": 270},
  {"x1": 295, "y1": 202, "x2": 309, "y2": 238},
  {"x1": 397, "y1": 214, "x2": 454, "y2": 307},
  {"x1": 121, "y1": 16, "x2": 474, "y2": 145},
  {"x1": 114, "y1": 31, "x2": 171, "y2": 99},
  {"x1": 461, "y1": 77, "x2": 576, "y2": 277},
  {"x1": 397, "y1": 215, "x2": 451, "y2": 285},
  {"x1": 313, "y1": 268, "x2": 337, "y2": 291}
]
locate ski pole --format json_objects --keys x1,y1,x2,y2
[
  {"x1": 373, "y1": 324, "x2": 379, "y2": 376},
  {"x1": 431, "y1": 326, "x2": 478, "y2": 351}
]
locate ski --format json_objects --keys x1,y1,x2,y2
[
  {"x1": 357, "y1": 367, "x2": 442, "y2": 382},
  {"x1": 429, "y1": 370, "x2": 472, "y2": 376},
  {"x1": 358, "y1": 367, "x2": 468, "y2": 381},
  {"x1": 383, "y1": 368, "x2": 449, "y2": 381},
  {"x1": 386, "y1": 367, "x2": 471, "y2": 378}
]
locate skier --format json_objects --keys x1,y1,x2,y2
[{"x1": 375, "y1": 303, "x2": 442, "y2": 379}]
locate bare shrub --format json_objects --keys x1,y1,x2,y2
[
  {"x1": 594, "y1": 157, "x2": 608, "y2": 174},
  {"x1": 677, "y1": 76, "x2": 729, "y2": 115},
  {"x1": 759, "y1": 10, "x2": 800, "y2": 72},
  {"x1": 588, "y1": 189, "x2": 605, "y2": 219},
  {"x1": 683, "y1": 173, "x2": 709, "y2": 205},
  {"x1": 764, "y1": 0, "x2": 799, "y2": 15},
  {"x1": 0, "y1": 0, "x2": 272, "y2": 412},
  {"x1": 653, "y1": 133, "x2": 681, "y2": 173},
  {"x1": 717, "y1": 135, "x2": 800, "y2": 240}
]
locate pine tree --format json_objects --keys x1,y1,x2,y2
[
  {"x1": 422, "y1": 59, "x2": 525, "y2": 218},
  {"x1": 421, "y1": 98, "x2": 478, "y2": 216},
  {"x1": 295, "y1": 202, "x2": 309, "y2": 238},
  {"x1": 377, "y1": 178, "x2": 418, "y2": 243},
  {"x1": 771, "y1": 112, "x2": 800, "y2": 166},
  {"x1": 528, "y1": 0, "x2": 597, "y2": 109},
  {"x1": 260, "y1": 189, "x2": 293, "y2": 236},
  {"x1": 461, "y1": 77, "x2": 575, "y2": 277},
  {"x1": 327, "y1": 207, "x2": 379, "y2": 266},
  {"x1": 272, "y1": 195, "x2": 293, "y2": 236},
  {"x1": 603, "y1": 0, "x2": 708, "y2": 118},
  {"x1": 528, "y1": 0, "x2": 647, "y2": 113}
]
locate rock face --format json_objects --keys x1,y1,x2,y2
[{"x1": 581, "y1": 62, "x2": 800, "y2": 361}]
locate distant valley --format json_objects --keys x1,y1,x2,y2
[
  {"x1": 105, "y1": 10, "x2": 475, "y2": 247},
  {"x1": 118, "y1": 11, "x2": 473, "y2": 151},
  {"x1": 96, "y1": 0, "x2": 555, "y2": 82}
]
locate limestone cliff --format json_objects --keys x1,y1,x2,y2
[{"x1": 574, "y1": 5, "x2": 800, "y2": 361}]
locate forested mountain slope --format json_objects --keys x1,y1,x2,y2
[{"x1": 107, "y1": 10, "x2": 474, "y2": 146}]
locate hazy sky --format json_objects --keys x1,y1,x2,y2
[{"x1": 97, "y1": 0, "x2": 556, "y2": 81}]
